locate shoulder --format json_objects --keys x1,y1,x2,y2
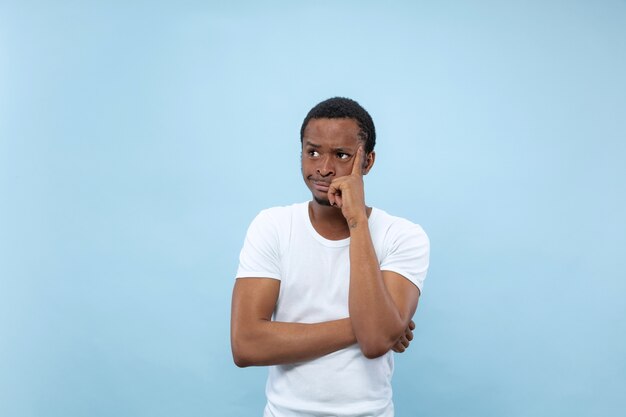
[
  {"x1": 371, "y1": 207, "x2": 430, "y2": 291},
  {"x1": 251, "y1": 202, "x2": 306, "y2": 226},
  {"x1": 245, "y1": 202, "x2": 308, "y2": 238},
  {"x1": 238, "y1": 203, "x2": 306, "y2": 275},
  {"x1": 370, "y1": 207, "x2": 429, "y2": 245}
]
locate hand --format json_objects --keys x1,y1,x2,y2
[
  {"x1": 391, "y1": 320, "x2": 415, "y2": 353},
  {"x1": 327, "y1": 146, "x2": 367, "y2": 225}
]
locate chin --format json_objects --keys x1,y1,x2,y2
[{"x1": 313, "y1": 196, "x2": 332, "y2": 206}]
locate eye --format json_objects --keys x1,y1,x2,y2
[
  {"x1": 337, "y1": 152, "x2": 350, "y2": 160},
  {"x1": 308, "y1": 150, "x2": 320, "y2": 158}
]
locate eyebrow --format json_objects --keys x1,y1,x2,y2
[{"x1": 304, "y1": 141, "x2": 353, "y2": 153}]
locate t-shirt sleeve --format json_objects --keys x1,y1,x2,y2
[
  {"x1": 236, "y1": 210, "x2": 282, "y2": 280},
  {"x1": 380, "y1": 222, "x2": 430, "y2": 293}
]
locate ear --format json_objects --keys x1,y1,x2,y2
[{"x1": 362, "y1": 151, "x2": 375, "y2": 175}]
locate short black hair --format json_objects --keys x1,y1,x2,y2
[{"x1": 300, "y1": 97, "x2": 376, "y2": 153}]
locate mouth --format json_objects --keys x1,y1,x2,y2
[{"x1": 311, "y1": 180, "x2": 330, "y2": 192}]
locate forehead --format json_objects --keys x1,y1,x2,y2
[{"x1": 302, "y1": 118, "x2": 361, "y2": 147}]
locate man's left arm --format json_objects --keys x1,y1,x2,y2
[
  {"x1": 348, "y1": 225, "x2": 421, "y2": 358},
  {"x1": 328, "y1": 146, "x2": 424, "y2": 358}
]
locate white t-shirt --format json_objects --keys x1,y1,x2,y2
[{"x1": 236, "y1": 202, "x2": 430, "y2": 417}]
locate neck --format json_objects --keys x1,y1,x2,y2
[
  {"x1": 308, "y1": 200, "x2": 371, "y2": 240},
  {"x1": 309, "y1": 199, "x2": 347, "y2": 221}
]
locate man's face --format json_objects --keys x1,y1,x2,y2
[{"x1": 301, "y1": 118, "x2": 373, "y2": 206}]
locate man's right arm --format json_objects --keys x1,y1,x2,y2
[{"x1": 230, "y1": 277, "x2": 357, "y2": 367}]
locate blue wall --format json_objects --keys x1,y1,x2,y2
[{"x1": 1, "y1": 1, "x2": 625, "y2": 416}]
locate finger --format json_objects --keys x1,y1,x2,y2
[
  {"x1": 409, "y1": 320, "x2": 415, "y2": 330},
  {"x1": 406, "y1": 330, "x2": 413, "y2": 342},
  {"x1": 392, "y1": 342, "x2": 405, "y2": 353},
  {"x1": 351, "y1": 146, "x2": 365, "y2": 176},
  {"x1": 332, "y1": 193, "x2": 342, "y2": 208},
  {"x1": 394, "y1": 335, "x2": 408, "y2": 348},
  {"x1": 392, "y1": 334, "x2": 406, "y2": 352},
  {"x1": 327, "y1": 182, "x2": 339, "y2": 207},
  {"x1": 328, "y1": 177, "x2": 347, "y2": 207},
  {"x1": 328, "y1": 189, "x2": 342, "y2": 207},
  {"x1": 401, "y1": 336, "x2": 410, "y2": 348}
]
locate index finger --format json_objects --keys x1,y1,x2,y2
[{"x1": 351, "y1": 146, "x2": 365, "y2": 176}]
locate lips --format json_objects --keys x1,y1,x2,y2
[{"x1": 312, "y1": 180, "x2": 330, "y2": 192}]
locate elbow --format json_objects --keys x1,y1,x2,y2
[
  {"x1": 231, "y1": 342, "x2": 257, "y2": 368},
  {"x1": 232, "y1": 352, "x2": 252, "y2": 368},
  {"x1": 357, "y1": 325, "x2": 405, "y2": 359},
  {"x1": 361, "y1": 345, "x2": 390, "y2": 359},
  {"x1": 231, "y1": 321, "x2": 272, "y2": 367},
  {"x1": 231, "y1": 334, "x2": 255, "y2": 367},
  {"x1": 358, "y1": 337, "x2": 396, "y2": 359}
]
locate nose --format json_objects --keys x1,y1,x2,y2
[{"x1": 317, "y1": 155, "x2": 335, "y2": 177}]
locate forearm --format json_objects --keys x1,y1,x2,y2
[
  {"x1": 231, "y1": 317, "x2": 356, "y2": 367},
  {"x1": 348, "y1": 218, "x2": 406, "y2": 358}
]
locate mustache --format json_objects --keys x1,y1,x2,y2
[{"x1": 308, "y1": 176, "x2": 331, "y2": 185}]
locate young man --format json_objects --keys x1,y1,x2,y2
[{"x1": 231, "y1": 97, "x2": 430, "y2": 417}]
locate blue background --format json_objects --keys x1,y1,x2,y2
[{"x1": 1, "y1": 1, "x2": 625, "y2": 416}]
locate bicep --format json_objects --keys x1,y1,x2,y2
[{"x1": 382, "y1": 271, "x2": 420, "y2": 325}]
